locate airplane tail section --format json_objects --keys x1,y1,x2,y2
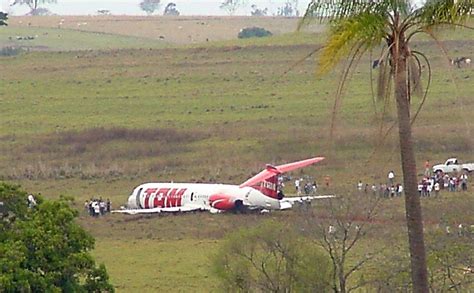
[
  {"x1": 240, "y1": 157, "x2": 325, "y2": 199},
  {"x1": 250, "y1": 174, "x2": 282, "y2": 200}
]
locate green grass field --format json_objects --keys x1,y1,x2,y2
[{"x1": 1, "y1": 16, "x2": 473, "y2": 292}]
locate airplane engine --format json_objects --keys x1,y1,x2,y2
[{"x1": 209, "y1": 194, "x2": 237, "y2": 211}]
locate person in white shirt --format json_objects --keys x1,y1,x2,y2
[
  {"x1": 434, "y1": 182, "x2": 440, "y2": 196},
  {"x1": 388, "y1": 171, "x2": 395, "y2": 184},
  {"x1": 27, "y1": 194, "x2": 37, "y2": 208}
]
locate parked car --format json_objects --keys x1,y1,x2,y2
[{"x1": 432, "y1": 158, "x2": 474, "y2": 174}]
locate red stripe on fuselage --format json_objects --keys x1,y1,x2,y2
[
  {"x1": 144, "y1": 187, "x2": 187, "y2": 209},
  {"x1": 144, "y1": 188, "x2": 157, "y2": 209}
]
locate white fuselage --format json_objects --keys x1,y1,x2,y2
[{"x1": 127, "y1": 183, "x2": 281, "y2": 212}]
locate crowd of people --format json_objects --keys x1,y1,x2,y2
[
  {"x1": 418, "y1": 171, "x2": 469, "y2": 197},
  {"x1": 357, "y1": 180, "x2": 404, "y2": 198},
  {"x1": 293, "y1": 177, "x2": 318, "y2": 195},
  {"x1": 355, "y1": 161, "x2": 469, "y2": 198},
  {"x1": 84, "y1": 198, "x2": 111, "y2": 217}
]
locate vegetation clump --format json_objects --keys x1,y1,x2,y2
[
  {"x1": 0, "y1": 183, "x2": 114, "y2": 292},
  {"x1": 238, "y1": 27, "x2": 272, "y2": 39},
  {"x1": 213, "y1": 220, "x2": 332, "y2": 292}
]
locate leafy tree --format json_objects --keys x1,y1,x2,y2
[
  {"x1": 0, "y1": 183, "x2": 30, "y2": 237},
  {"x1": 139, "y1": 0, "x2": 161, "y2": 15},
  {"x1": 300, "y1": 1, "x2": 473, "y2": 292},
  {"x1": 11, "y1": 0, "x2": 57, "y2": 15},
  {"x1": 220, "y1": 0, "x2": 247, "y2": 16},
  {"x1": 163, "y1": 2, "x2": 180, "y2": 16},
  {"x1": 0, "y1": 12, "x2": 7, "y2": 26},
  {"x1": 213, "y1": 220, "x2": 332, "y2": 292},
  {"x1": 0, "y1": 183, "x2": 114, "y2": 292}
]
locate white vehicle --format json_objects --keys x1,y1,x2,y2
[
  {"x1": 432, "y1": 158, "x2": 474, "y2": 174},
  {"x1": 113, "y1": 157, "x2": 334, "y2": 215}
]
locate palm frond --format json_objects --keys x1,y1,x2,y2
[
  {"x1": 417, "y1": 0, "x2": 474, "y2": 28},
  {"x1": 408, "y1": 54, "x2": 423, "y2": 98},
  {"x1": 376, "y1": 58, "x2": 392, "y2": 102},
  {"x1": 409, "y1": 50, "x2": 431, "y2": 126},
  {"x1": 300, "y1": 0, "x2": 401, "y2": 24},
  {"x1": 329, "y1": 41, "x2": 366, "y2": 141},
  {"x1": 318, "y1": 11, "x2": 387, "y2": 73}
]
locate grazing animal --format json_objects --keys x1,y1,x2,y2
[
  {"x1": 452, "y1": 57, "x2": 471, "y2": 68},
  {"x1": 372, "y1": 59, "x2": 380, "y2": 68}
]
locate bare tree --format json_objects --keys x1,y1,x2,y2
[
  {"x1": 277, "y1": 0, "x2": 299, "y2": 17},
  {"x1": 298, "y1": 195, "x2": 380, "y2": 293},
  {"x1": 250, "y1": 4, "x2": 268, "y2": 16},
  {"x1": 220, "y1": 0, "x2": 247, "y2": 16},
  {"x1": 11, "y1": 0, "x2": 56, "y2": 15}
]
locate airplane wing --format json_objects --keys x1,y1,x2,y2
[
  {"x1": 111, "y1": 206, "x2": 203, "y2": 215},
  {"x1": 279, "y1": 195, "x2": 336, "y2": 210},
  {"x1": 239, "y1": 157, "x2": 325, "y2": 188}
]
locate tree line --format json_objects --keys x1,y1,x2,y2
[{"x1": 6, "y1": 0, "x2": 302, "y2": 17}]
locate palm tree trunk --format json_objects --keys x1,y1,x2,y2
[{"x1": 393, "y1": 38, "x2": 429, "y2": 293}]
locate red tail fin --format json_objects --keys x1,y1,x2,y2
[{"x1": 251, "y1": 175, "x2": 282, "y2": 200}]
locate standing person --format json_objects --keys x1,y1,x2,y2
[
  {"x1": 294, "y1": 178, "x2": 300, "y2": 195},
  {"x1": 93, "y1": 201, "x2": 100, "y2": 217},
  {"x1": 357, "y1": 180, "x2": 363, "y2": 191},
  {"x1": 84, "y1": 200, "x2": 89, "y2": 214},
  {"x1": 99, "y1": 199, "x2": 106, "y2": 215},
  {"x1": 27, "y1": 194, "x2": 37, "y2": 208},
  {"x1": 88, "y1": 200, "x2": 94, "y2": 216},
  {"x1": 397, "y1": 184, "x2": 404, "y2": 197},
  {"x1": 443, "y1": 174, "x2": 449, "y2": 190},
  {"x1": 390, "y1": 185, "x2": 396, "y2": 198},
  {"x1": 424, "y1": 160, "x2": 431, "y2": 177},
  {"x1": 324, "y1": 175, "x2": 331, "y2": 188},
  {"x1": 460, "y1": 173, "x2": 468, "y2": 191},
  {"x1": 106, "y1": 199, "x2": 111, "y2": 213},
  {"x1": 434, "y1": 182, "x2": 440, "y2": 197},
  {"x1": 388, "y1": 171, "x2": 395, "y2": 185}
]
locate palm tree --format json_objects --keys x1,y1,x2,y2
[{"x1": 300, "y1": 1, "x2": 473, "y2": 292}]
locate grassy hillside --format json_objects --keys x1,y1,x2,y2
[
  {"x1": 1, "y1": 16, "x2": 473, "y2": 292},
  {"x1": 8, "y1": 16, "x2": 310, "y2": 45},
  {"x1": 0, "y1": 26, "x2": 167, "y2": 51}
]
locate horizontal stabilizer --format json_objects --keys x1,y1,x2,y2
[{"x1": 240, "y1": 157, "x2": 325, "y2": 188}]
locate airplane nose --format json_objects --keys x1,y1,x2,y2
[{"x1": 127, "y1": 195, "x2": 136, "y2": 208}]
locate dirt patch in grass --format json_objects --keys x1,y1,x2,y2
[
  {"x1": 2, "y1": 127, "x2": 209, "y2": 180},
  {"x1": 40, "y1": 127, "x2": 204, "y2": 146}
]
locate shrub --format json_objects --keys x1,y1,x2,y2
[{"x1": 238, "y1": 27, "x2": 272, "y2": 39}]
